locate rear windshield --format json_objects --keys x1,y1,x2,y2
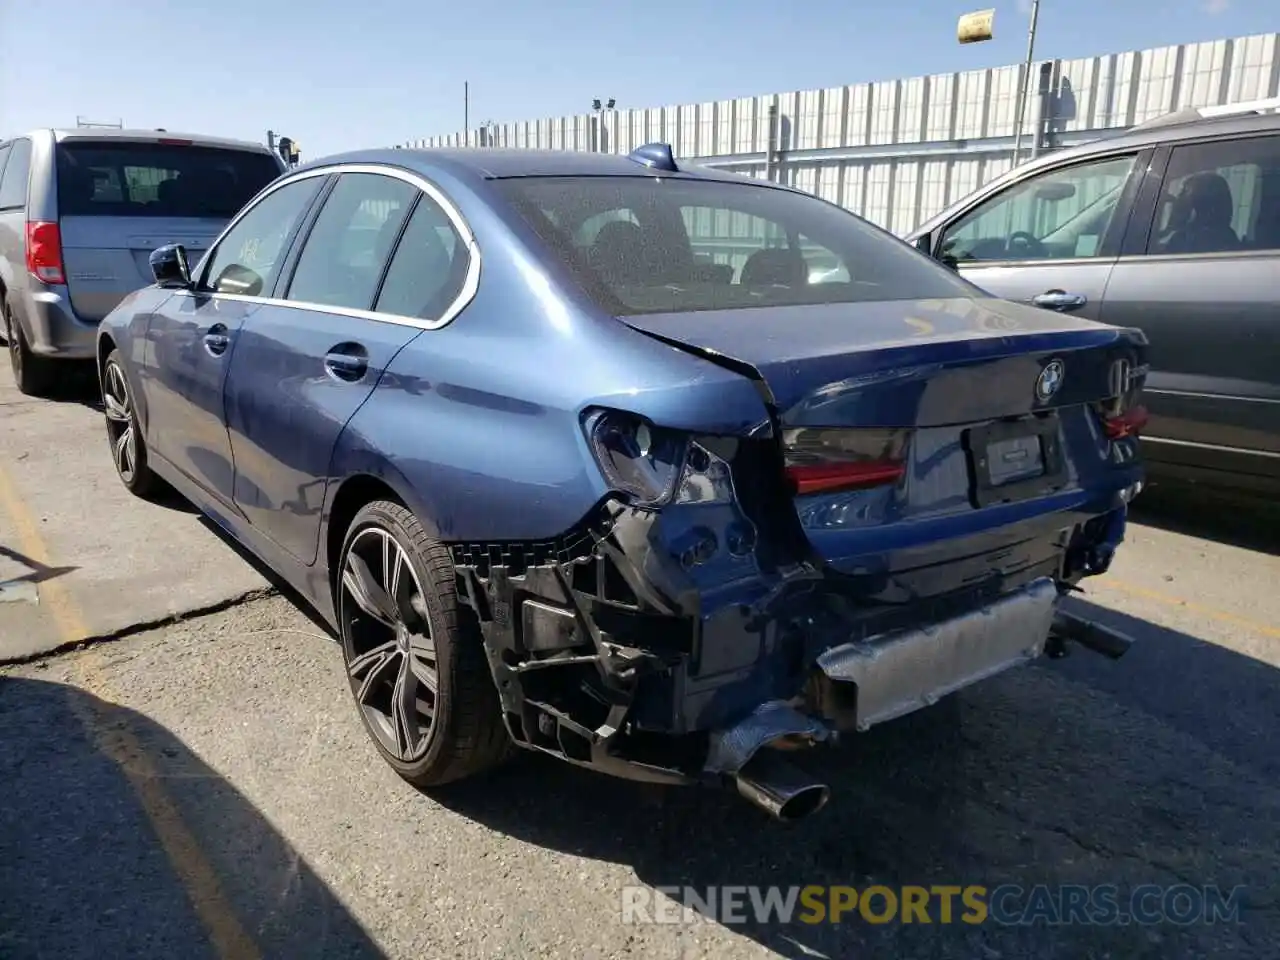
[
  {"x1": 55, "y1": 141, "x2": 282, "y2": 219},
  {"x1": 496, "y1": 175, "x2": 975, "y2": 316}
]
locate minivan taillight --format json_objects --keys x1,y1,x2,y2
[{"x1": 26, "y1": 221, "x2": 66, "y2": 285}]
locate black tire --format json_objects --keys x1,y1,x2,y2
[
  {"x1": 337, "y1": 499, "x2": 512, "y2": 787},
  {"x1": 101, "y1": 349, "x2": 161, "y2": 498},
  {"x1": 4, "y1": 297, "x2": 58, "y2": 397}
]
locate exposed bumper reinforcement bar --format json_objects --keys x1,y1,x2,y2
[
  {"x1": 1049, "y1": 604, "x2": 1136, "y2": 659},
  {"x1": 812, "y1": 577, "x2": 1060, "y2": 733}
]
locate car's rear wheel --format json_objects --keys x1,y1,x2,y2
[
  {"x1": 337, "y1": 500, "x2": 512, "y2": 787},
  {"x1": 4, "y1": 298, "x2": 57, "y2": 397},
  {"x1": 102, "y1": 349, "x2": 160, "y2": 497}
]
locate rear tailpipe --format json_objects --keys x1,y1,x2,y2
[{"x1": 733, "y1": 749, "x2": 830, "y2": 822}]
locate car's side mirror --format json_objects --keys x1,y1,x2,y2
[
  {"x1": 914, "y1": 232, "x2": 933, "y2": 256},
  {"x1": 150, "y1": 243, "x2": 192, "y2": 289}
]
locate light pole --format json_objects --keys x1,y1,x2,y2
[
  {"x1": 591, "y1": 98, "x2": 616, "y2": 152},
  {"x1": 957, "y1": 4, "x2": 1041, "y2": 166}
]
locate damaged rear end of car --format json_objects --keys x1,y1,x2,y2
[
  {"x1": 453, "y1": 169, "x2": 1149, "y2": 820},
  {"x1": 452, "y1": 300, "x2": 1148, "y2": 822}
]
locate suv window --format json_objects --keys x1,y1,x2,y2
[
  {"x1": 286, "y1": 173, "x2": 419, "y2": 311},
  {"x1": 940, "y1": 154, "x2": 1137, "y2": 264},
  {"x1": 202, "y1": 177, "x2": 324, "y2": 297},
  {"x1": 55, "y1": 141, "x2": 281, "y2": 219},
  {"x1": 498, "y1": 176, "x2": 971, "y2": 316},
  {"x1": 374, "y1": 195, "x2": 470, "y2": 320},
  {"x1": 0, "y1": 138, "x2": 31, "y2": 210},
  {"x1": 1148, "y1": 134, "x2": 1280, "y2": 255}
]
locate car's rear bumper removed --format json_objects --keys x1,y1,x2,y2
[{"x1": 451, "y1": 494, "x2": 1134, "y2": 819}]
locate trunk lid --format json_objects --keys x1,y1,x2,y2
[{"x1": 619, "y1": 295, "x2": 1148, "y2": 577}]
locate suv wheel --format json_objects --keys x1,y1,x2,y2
[{"x1": 3, "y1": 298, "x2": 57, "y2": 397}]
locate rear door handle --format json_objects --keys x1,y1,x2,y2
[
  {"x1": 203, "y1": 323, "x2": 230, "y2": 356},
  {"x1": 1031, "y1": 290, "x2": 1088, "y2": 311},
  {"x1": 324, "y1": 346, "x2": 369, "y2": 383}
]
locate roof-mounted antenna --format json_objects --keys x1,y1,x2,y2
[{"x1": 627, "y1": 142, "x2": 678, "y2": 173}]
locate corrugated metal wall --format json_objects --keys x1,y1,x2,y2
[{"x1": 404, "y1": 32, "x2": 1280, "y2": 235}]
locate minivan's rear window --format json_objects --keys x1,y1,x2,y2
[
  {"x1": 55, "y1": 141, "x2": 282, "y2": 219},
  {"x1": 496, "y1": 175, "x2": 974, "y2": 316}
]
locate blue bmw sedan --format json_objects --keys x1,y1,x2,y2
[{"x1": 96, "y1": 143, "x2": 1148, "y2": 820}]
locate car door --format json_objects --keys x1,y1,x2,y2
[
  {"x1": 931, "y1": 149, "x2": 1151, "y2": 321},
  {"x1": 142, "y1": 174, "x2": 326, "y2": 508},
  {"x1": 1097, "y1": 131, "x2": 1280, "y2": 487},
  {"x1": 223, "y1": 169, "x2": 434, "y2": 564}
]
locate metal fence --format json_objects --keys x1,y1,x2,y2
[{"x1": 404, "y1": 31, "x2": 1280, "y2": 235}]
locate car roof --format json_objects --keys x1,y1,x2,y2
[
  {"x1": 288, "y1": 146, "x2": 777, "y2": 187},
  {"x1": 29, "y1": 128, "x2": 276, "y2": 154}
]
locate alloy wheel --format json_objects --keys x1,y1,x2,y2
[
  {"x1": 339, "y1": 526, "x2": 440, "y2": 762},
  {"x1": 102, "y1": 360, "x2": 138, "y2": 484}
]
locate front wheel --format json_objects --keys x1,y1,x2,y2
[
  {"x1": 337, "y1": 500, "x2": 512, "y2": 787},
  {"x1": 101, "y1": 349, "x2": 161, "y2": 498}
]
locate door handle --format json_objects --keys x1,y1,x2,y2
[
  {"x1": 324, "y1": 349, "x2": 368, "y2": 383},
  {"x1": 203, "y1": 323, "x2": 230, "y2": 356},
  {"x1": 1031, "y1": 289, "x2": 1088, "y2": 311}
]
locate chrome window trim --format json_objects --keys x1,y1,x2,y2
[{"x1": 179, "y1": 162, "x2": 481, "y2": 332}]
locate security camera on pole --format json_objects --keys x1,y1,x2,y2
[{"x1": 957, "y1": 3, "x2": 1041, "y2": 166}]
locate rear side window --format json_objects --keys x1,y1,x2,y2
[
  {"x1": 0, "y1": 138, "x2": 31, "y2": 209},
  {"x1": 55, "y1": 141, "x2": 282, "y2": 219},
  {"x1": 497, "y1": 176, "x2": 972, "y2": 316},
  {"x1": 1147, "y1": 134, "x2": 1280, "y2": 255},
  {"x1": 374, "y1": 195, "x2": 470, "y2": 320}
]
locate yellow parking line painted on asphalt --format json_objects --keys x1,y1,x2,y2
[
  {"x1": 0, "y1": 463, "x2": 262, "y2": 960},
  {"x1": 1092, "y1": 576, "x2": 1280, "y2": 641}
]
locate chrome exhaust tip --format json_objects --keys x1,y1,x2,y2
[{"x1": 733, "y1": 749, "x2": 830, "y2": 822}]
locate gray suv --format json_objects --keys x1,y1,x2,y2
[
  {"x1": 0, "y1": 129, "x2": 285, "y2": 396},
  {"x1": 908, "y1": 102, "x2": 1280, "y2": 497}
]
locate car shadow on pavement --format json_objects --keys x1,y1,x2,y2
[
  {"x1": 0, "y1": 674, "x2": 384, "y2": 960},
  {"x1": 1132, "y1": 481, "x2": 1280, "y2": 556},
  {"x1": 429, "y1": 605, "x2": 1276, "y2": 959}
]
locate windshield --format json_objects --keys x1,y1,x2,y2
[
  {"x1": 497, "y1": 175, "x2": 975, "y2": 316},
  {"x1": 56, "y1": 141, "x2": 283, "y2": 219}
]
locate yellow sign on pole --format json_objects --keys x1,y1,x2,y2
[{"x1": 957, "y1": 8, "x2": 995, "y2": 44}]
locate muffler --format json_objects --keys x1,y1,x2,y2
[{"x1": 734, "y1": 749, "x2": 830, "y2": 821}]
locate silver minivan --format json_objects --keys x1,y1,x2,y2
[{"x1": 0, "y1": 128, "x2": 285, "y2": 395}]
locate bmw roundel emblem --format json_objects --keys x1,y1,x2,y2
[{"x1": 1035, "y1": 359, "x2": 1065, "y2": 402}]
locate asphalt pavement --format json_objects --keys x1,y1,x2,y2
[{"x1": 2, "y1": 370, "x2": 1278, "y2": 959}]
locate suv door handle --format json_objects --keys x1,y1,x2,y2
[
  {"x1": 324, "y1": 345, "x2": 369, "y2": 383},
  {"x1": 1031, "y1": 290, "x2": 1088, "y2": 311},
  {"x1": 203, "y1": 323, "x2": 231, "y2": 356}
]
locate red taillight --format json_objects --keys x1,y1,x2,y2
[
  {"x1": 25, "y1": 221, "x2": 65, "y2": 285},
  {"x1": 786, "y1": 460, "x2": 905, "y2": 495},
  {"x1": 1103, "y1": 404, "x2": 1149, "y2": 440}
]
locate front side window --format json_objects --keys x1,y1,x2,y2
[
  {"x1": 55, "y1": 141, "x2": 282, "y2": 219},
  {"x1": 1147, "y1": 135, "x2": 1280, "y2": 255},
  {"x1": 201, "y1": 177, "x2": 324, "y2": 297},
  {"x1": 0, "y1": 138, "x2": 32, "y2": 209},
  {"x1": 940, "y1": 154, "x2": 1137, "y2": 264},
  {"x1": 286, "y1": 173, "x2": 418, "y2": 311},
  {"x1": 498, "y1": 176, "x2": 972, "y2": 316}
]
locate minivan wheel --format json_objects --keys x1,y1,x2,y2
[
  {"x1": 337, "y1": 500, "x2": 512, "y2": 788},
  {"x1": 102, "y1": 350, "x2": 160, "y2": 497},
  {"x1": 4, "y1": 299, "x2": 57, "y2": 397}
]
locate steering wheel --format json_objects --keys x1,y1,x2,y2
[{"x1": 1005, "y1": 231, "x2": 1047, "y2": 258}]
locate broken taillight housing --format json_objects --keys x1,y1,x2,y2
[
  {"x1": 782, "y1": 427, "x2": 910, "y2": 495},
  {"x1": 1101, "y1": 404, "x2": 1149, "y2": 440},
  {"x1": 584, "y1": 409, "x2": 736, "y2": 507}
]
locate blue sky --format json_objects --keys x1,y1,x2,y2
[{"x1": 0, "y1": 1, "x2": 1271, "y2": 159}]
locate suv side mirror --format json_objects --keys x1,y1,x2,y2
[
  {"x1": 150, "y1": 243, "x2": 192, "y2": 289},
  {"x1": 914, "y1": 232, "x2": 933, "y2": 256}
]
